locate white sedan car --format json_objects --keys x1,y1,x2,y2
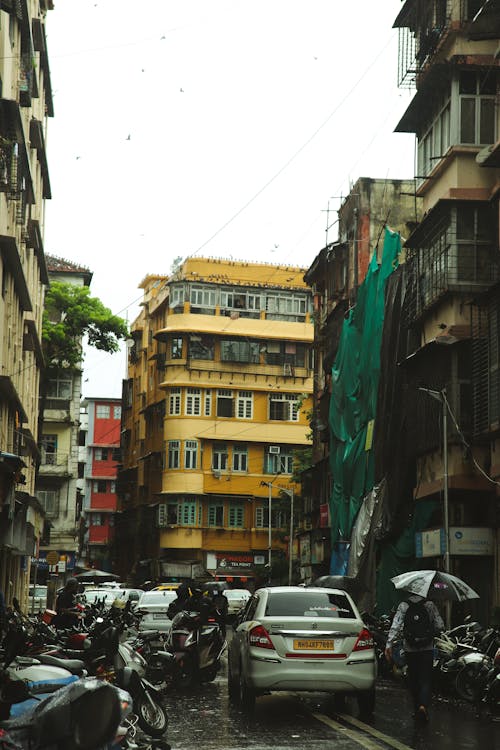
[
  {"x1": 223, "y1": 589, "x2": 251, "y2": 618},
  {"x1": 135, "y1": 590, "x2": 178, "y2": 633},
  {"x1": 228, "y1": 586, "x2": 376, "y2": 713}
]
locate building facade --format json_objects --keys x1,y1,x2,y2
[
  {"x1": 80, "y1": 397, "x2": 121, "y2": 571},
  {"x1": 117, "y1": 258, "x2": 313, "y2": 588},
  {"x1": 35, "y1": 255, "x2": 92, "y2": 581},
  {"x1": 0, "y1": 0, "x2": 54, "y2": 608}
]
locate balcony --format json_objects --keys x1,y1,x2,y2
[
  {"x1": 39, "y1": 450, "x2": 70, "y2": 476},
  {"x1": 395, "y1": 0, "x2": 453, "y2": 88}
]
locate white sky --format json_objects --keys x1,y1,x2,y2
[{"x1": 43, "y1": 0, "x2": 416, "y2": 397}]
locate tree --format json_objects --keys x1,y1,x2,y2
[{"x1": 42, "y1": 282, "x2": 128, "y2": 369}]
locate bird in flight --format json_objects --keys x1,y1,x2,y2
[{"x1": 126, "y1": 135, "x2": 131, "y2": 141}]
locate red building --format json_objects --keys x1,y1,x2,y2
[{"x1": 81, "y1": 398, "x2": 122, "y2": 570}]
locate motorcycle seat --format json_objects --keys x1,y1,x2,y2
[
  {"x1": 139, "y1": 630, "x2": 162, "y2": 640},
  {"x1": 36, "y1": 654, "x2": 86, "y2": 675}
]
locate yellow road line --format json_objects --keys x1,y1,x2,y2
[
  {"x1": 338, "y1": 713, "x2": 414, "y2": 750},
  {"x1": 312, "y1": 713, "x2": 386, "y2": 750}
]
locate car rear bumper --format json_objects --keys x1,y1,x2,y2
[{"x1": 247, "y1": 652, "x2": 376, "y2": 693}]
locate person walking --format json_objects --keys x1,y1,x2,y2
[{"x1": 384, "y1": 593, "x2": 444, "y2": 722}]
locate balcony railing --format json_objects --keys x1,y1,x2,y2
[
  {"x1": 396, "y1": 0, "x2": 453, "y2": 88},
  {"x1": 40, "y1": 450, "x2": 69, "y2": 471}
]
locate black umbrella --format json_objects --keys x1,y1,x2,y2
[
  {"x1": 311, "y1": 575, "x2": 362, "y2": 596},
  {"x1": 74, "y1": 569, "x2": 120, "y2": 582}
]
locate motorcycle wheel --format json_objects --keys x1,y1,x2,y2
[
  {"x1": 455, "y1": 663, "x2": 482, "y2": 703},
  {"x1": 135, "y1": 695, "x2": 168, "y2": 738}
]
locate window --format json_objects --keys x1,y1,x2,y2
[
  {"x1": 112, "y1": 447, "x2": 121, "y2": 462},
  {"x1": 96, "y1": 404, "x2": 110, "y2": 419},
  {"x1": 216, "y1": 389, "x2": 233, "y2": 417},
  {"x1": 417, "y1": 93, "x2": 451, "y2": 178},
  {"x1": 188, "y1": 335, "x2": 214, "y2": 360},
  {"x1": 110, "y1": 481, "x2": 116, "y2": 493},
  {"x1": 169, "y1": 284, "x2": 185, "y2": 308},
  {"x1": 190, "y1": 285, "x2": 216, "y2": 308},
  {"x1": 220, "y1": 340, "x2": 259, "y2": 363},
  {"x1": 228, "y1": 503, "x2": 244, "y2": 528},
  {"x1": 46, "y1": 376, "x2": 72, "y2": 399},
  {"x1": 256, "y1": 506, "x2": 287, "y2": 528},
  {"x1": 237, "y1": 391, "x2": 253, "y2": 419},
  {"x1": 93, "y1": 480, "x2": 107, "y2": 493},
  {"x1": 264, "y1": 446, "x2": 294, "y2": 474},
  {"x1": 169, "y1": 387, "x2": 181, "y2": 415},
  {"x1": 38, "y1": 490, "x2": 58, "y2": 516},
  {"x1": 171, "y1": 337, "x2": 183, "y2": 359},
  {"x1": 208, "y1": 504, "x2": 224, "y2": 527},
  {"x1": 185, "y1": 440, "x2": 198, "y2": 469},
  {"x1": 185, "y1": 387, "x2": 201, "y2": 416},
  {"x1": 179, "y1": 500, "x2": 198, "y2": 526},
  {"x1": 232, "y1": 443, "x2": 248, "y2": 472},
  {"x1": 167, "y1": 503, "x2": 178, "y2": 524},
  {"x1": 212, "y1": 442, "x2": 228, "y2": 470},
  {"x1": 95, "y1": 448, "x2": 108, "y2": 461},
  {"x1": 459, "y1": 70, "x2": 496, "y2": 146},
  {"x1": 204, "y1": 390, "x2": 211, "y2": 416},
  {"x1": 269, "y1": 393, "x2": 299, "y2": 421},
  {"x1": 168, "y1": 440, "x2": 180, "y2": 469},
  {"x1": 113, "y1": 405, "x2": 122, "y2": 420},
  {"x1": 90, "y1": 513, "x2": 104, "y2": 526},
  {"x1": 40, "y1": 434, "x2": 57, "y2": 465}
]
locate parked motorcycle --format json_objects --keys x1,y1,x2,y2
[{"x1": 166, "y1": 608, "x2": 226, "y2": 689}]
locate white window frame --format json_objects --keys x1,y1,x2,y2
[
  {"x1": 185, "y1": 387, "x2": 201, "y2": 416},
  {"x1": 96, "y1": 404, "x2": 110, "y2": 419},
  {"x1": 237, "y1": 391, "x2": 253, "y2": 419},
  {"x1": 94, "y1": 448, "x2": 109, "y2": 461},
  {"x1": 212, "y1": 442, "x2": 228, "y2": 470},
  {"x1": 269, "y1": 393, "x2": 300, "y2": 422},
  {"x1": 46, "y1": 376, "x2": 72, "y2": 399},
  {"x1": 232, "y1": 443, "x2": 248, "y2": 472},
  {"x1": 168, "y1": 440, "x2": 180, "y2": 469},
  {"x1": 113, "y1": 405, "x2": 122, "y2": 420},
  {"x1": 185, "y1": 439, "x2": 198, "y2": 469},
  {"x1": 204, "y1": 390, "x2": 211, "y2": 416}
]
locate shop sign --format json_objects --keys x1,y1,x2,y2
[
  {"x1": 449, "y1": 527, "x2": 494, "y2": 556},
  {"x1": 31, "y1": 551, "x2": 76, "y2": 569},
  {"x1": 216, "y1": 552, "x2": 254, "y2": 569},
  {"x1": 300, "y1": 535, "x2": 311, "y2": 564},
  {"x1": 319, "y1": 504, "x2": 329, "y2": 528},
  {"x1": 415, "y1": 528, "x2": 444, "y2": 558}
]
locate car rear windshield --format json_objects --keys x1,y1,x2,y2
[
  {"x1": 265, "y1": 591, "x2": 355, "y2": 618},
  {"x1": 139, "y1": 592, "x2": 176, "y2": 606}
]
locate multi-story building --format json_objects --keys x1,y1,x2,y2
[
  {"x1": 303, "y1": 178, "x2": 421, "y2": 583},
  {"x1": 80, "y1": 397, "x2": 121, "y2": 571},
  {"x1": 117, "y1": 258, "x2": 313, "y2": 588},
  {"x1": 388, "y1": 0, "x2": 500, "y2": 618},
  {"x1": 35, "y1": 255, "x2": 92, "y2": 581},
  {"x1": 0, "y1": 0, "x2": 54, "y2": 607}
]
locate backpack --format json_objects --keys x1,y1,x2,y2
[{"x1": 403, "y1": 600, "x2": 434, "y2": 649}]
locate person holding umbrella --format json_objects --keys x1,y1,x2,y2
[{"x1": 385, "y1": 593, "x2": 443, "y2": 721}]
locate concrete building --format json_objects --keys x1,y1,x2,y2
[
  {"x1": 116, "y1": 258, "x2": 313, "y2": 588},
  {"x1": 80, "y1": 397, "x2": 121, "y2": 570},
  {"x1": 35, "y1": 255, "x2": 92, "y2": 581},
  {"x1": 388, "y1": 0, "x2": 500, "y2": 617},
  {"x1": 303, "y1": 178, "x2": 421, "y2": 583},
  {"x1": 0, "y1": 0, "x2": 54, "y2": 608}
]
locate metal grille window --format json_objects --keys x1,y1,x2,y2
[
  {"x1": 185, "y1": 440, "x2": 198, "y2": 469},
  {"x1": 212, "y1": 442, "x2": 228, "y2": 470},
  {"x1": 46, "y1": 376, "x2": 72, "y2": 399},
  {"x1": 237, "y1": 391, "x2": 253, "y2": 419},
  {"x1": 179, "y1": 501, "x2": 198, "y2": 526},
  {"x1": 228, "y1": 503, "x2": 244, "y2": 528},
  {"x1": 208, "y1": 504, "x2": 224, "y2": 527},
  {"x1": 38, "y1": 490, "x2": 58, "y2": 517},
  {"x1": 169, "y1": 387, "x2": 181, "y2": 415},
  {"x1": 216, "y1": 389, "x2": 233, "y2": 417},
  {"x1": 264, "y1": 447, "x2": 294, "y2": 475},
  {"x1": 232, "y1": 443, "x2": 248, "y2": 472},
  {"x1": 168, "y1": 440, "x2": 180, "y2": 469},
  {"x1": 186, "y1": 387, "x2": 201, "y2": 416},
  {"x1": 40, "y1": 434, "x2": 57, "y2": 465},
  {"x1": 220, "y1": 340, "x2": 260, "y2": 363},
  {"x1": 255, "y1": 506, "x2": 287, "y2": 528}
]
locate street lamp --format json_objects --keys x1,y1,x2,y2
[
  {"x1": 260, "y1": 481, "x2": 295, "y2": 584},
  {"x1": 418, "y1": 386, "x2": 450, "y2": 574}
]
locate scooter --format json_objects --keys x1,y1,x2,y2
[{"x1": 166, "y1": 609, "x2": 227, "y2": 689}]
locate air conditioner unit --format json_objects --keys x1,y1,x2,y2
[
  {"x1": 157, "y1": 504, "x2": 167, "y2": 528},
  {"x1": 212, "y1": 469, "x2": 221, "y2": 479},
  {"x1": 268, "y1": 446, "x2": 280, "y2": 455}
]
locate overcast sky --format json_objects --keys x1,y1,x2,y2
[{"x1": 43, "y1": 0, "x2": 415, "y2": 397}]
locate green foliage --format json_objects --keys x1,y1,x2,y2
[{"x1": 42, "y1": 282, "x2": 128, "y2": 369}]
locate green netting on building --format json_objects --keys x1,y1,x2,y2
[{"x1": 329, "y1": 228, "x2": 402, "y2": 565}]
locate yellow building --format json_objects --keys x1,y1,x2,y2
[{"x1": 117, "y1": 258, "x2": 313, "y2": 587}]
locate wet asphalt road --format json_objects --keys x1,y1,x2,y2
[{"x1": 161, "y1": 637, "x2": 500, "y2": 750}]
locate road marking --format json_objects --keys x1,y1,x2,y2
[
  {"x1": 339, "y1": 713, "x2": 413, "y2": 750},
  {"x1": 312, "y1": 713, "x2": 386, "y2": 750}
]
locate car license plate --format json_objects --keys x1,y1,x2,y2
[
  {"x1": 293, "y1": 639, "x2": 334, "y2": 650},
  {"x1": 153, "y1": 613, "x2": 165, "y2": 619}
]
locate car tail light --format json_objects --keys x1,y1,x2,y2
[
  {"x1": 353, "y1": 628, "x2": 374, "y2": 652},
  {"x1": 249, "y1": 624, "x2": 274, "y2": 650}
]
